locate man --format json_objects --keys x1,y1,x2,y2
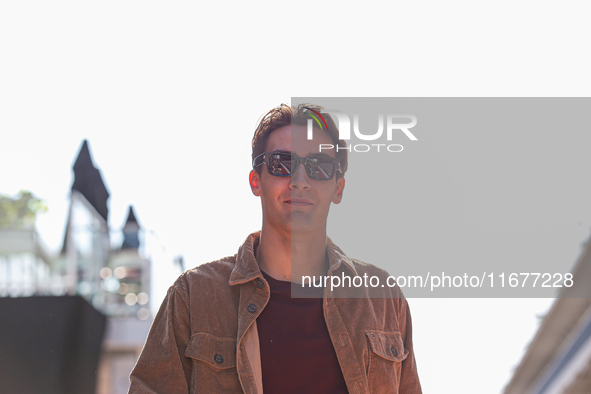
[{"x1": 129, "y1": 104, "x2": 422, "y2": 394}]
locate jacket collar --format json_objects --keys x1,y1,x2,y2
[{"x1": 229, "y1": 232, "x2": 358, "y2": 286}]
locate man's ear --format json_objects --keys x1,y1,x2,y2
[
  {"x1": 332, "y1": 176, "x2": 345, "y2": 204},
  {"x1": 249, "y1": 170, "x2": 262, "y2": 197}
]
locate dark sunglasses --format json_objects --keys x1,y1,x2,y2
[{"x1": 253, "y1": 151, "x2": 342, "y2": 181}]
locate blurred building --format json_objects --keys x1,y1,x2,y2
[
  {"x1": 504, "y1": 233, "x2": 591, "y2": 394},
  {"x1": 0, "y1": 192, "x2": 58, "y2": 296},
  {"x1": 59, "y1": 140, "x2": 153, "y2": 394},
  {"x1": 0, "y1": 140, "x2": 158, "y2": 394},
  {"x1": 59, "y1": 141, "x2": 152, "y2": 314},
  {"x1": 96, "y1": 206, "x2": 153, "y2": 394}
]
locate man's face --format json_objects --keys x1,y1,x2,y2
[{"x1": 249, "y1": 125, "x2": 345, "y2": 235}]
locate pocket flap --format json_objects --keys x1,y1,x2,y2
[
  {"x1": 365, "y1": 330, "x2": 408, "y2": 362},
  {"x1": 185, "y1": 332, "x2": 237, "y2": 370}
]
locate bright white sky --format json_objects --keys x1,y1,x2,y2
[{"x1": 1, "y1": 1, "x2": 591, "y2": 393}]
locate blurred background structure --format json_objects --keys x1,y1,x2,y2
[
  {"x1": 504, "y1": 236, "x2": 591, "y2": 394},
  {"x1": 0, "y1": 191, "x2": 53, "y2": 295},
  {"x1": 0, "y1": 140, "x2": 166, "y2": 394}
]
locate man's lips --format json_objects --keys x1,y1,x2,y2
[{"x1": 285, "y1": 198, "x2": 313, "y2": 206}]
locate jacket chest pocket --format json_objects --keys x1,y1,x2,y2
[
  {"x1": 185, "y1": 332, "x2": 243, "y2": 393},
  {"x1": 365, "y1": 330, "x2": 408, "y2": 394}
]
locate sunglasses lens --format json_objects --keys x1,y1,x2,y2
[
  {"x1": 306, "y1": 158, "x2": 335, "y2": 180},
  {"x1": 268, "y1": 153, "x2": 294, "y2": 176},
  {"x1": 264, "y1": 152, "x2": 337, "y2": 180}
]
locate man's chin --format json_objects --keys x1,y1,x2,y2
[{"x1": 288, "y1": 216, "x2": 325, "y2": 235}]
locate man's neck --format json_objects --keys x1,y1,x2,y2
[{"x1": 256, "y1": 228, "x2": 329, "y2": 283}]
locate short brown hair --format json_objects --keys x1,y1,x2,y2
[{"x1": 251, "y1": 103, "x2": 348, "y2": 177}]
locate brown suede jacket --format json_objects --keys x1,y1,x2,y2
[{"x1": 129, "y1": 232, "x2": 422, "y2": 394}]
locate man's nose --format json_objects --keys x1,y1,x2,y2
[{"x1": 290, "y1": 162, "x2": 311, "y2": 190}]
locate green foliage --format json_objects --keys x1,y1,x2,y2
[{"x1": 0, "y1": 190, "x2": 48, "y2": 229}]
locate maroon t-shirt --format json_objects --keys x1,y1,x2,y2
[{"x1": 256, "y1": 270, "x2": 349, "y2": 394}]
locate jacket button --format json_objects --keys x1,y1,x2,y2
[
  {"x1": 214, "y1": 354, "x2": 223, "y2": 363},
  {"x1": 256, "y1": 279, "x2": 264, "y2": 289},
  {"x1": 391, "y1": 347, "x2": 398, "y2": 357},
  {"x1": 248, "y1": 304, "x2": 257, "y2": 313}
]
